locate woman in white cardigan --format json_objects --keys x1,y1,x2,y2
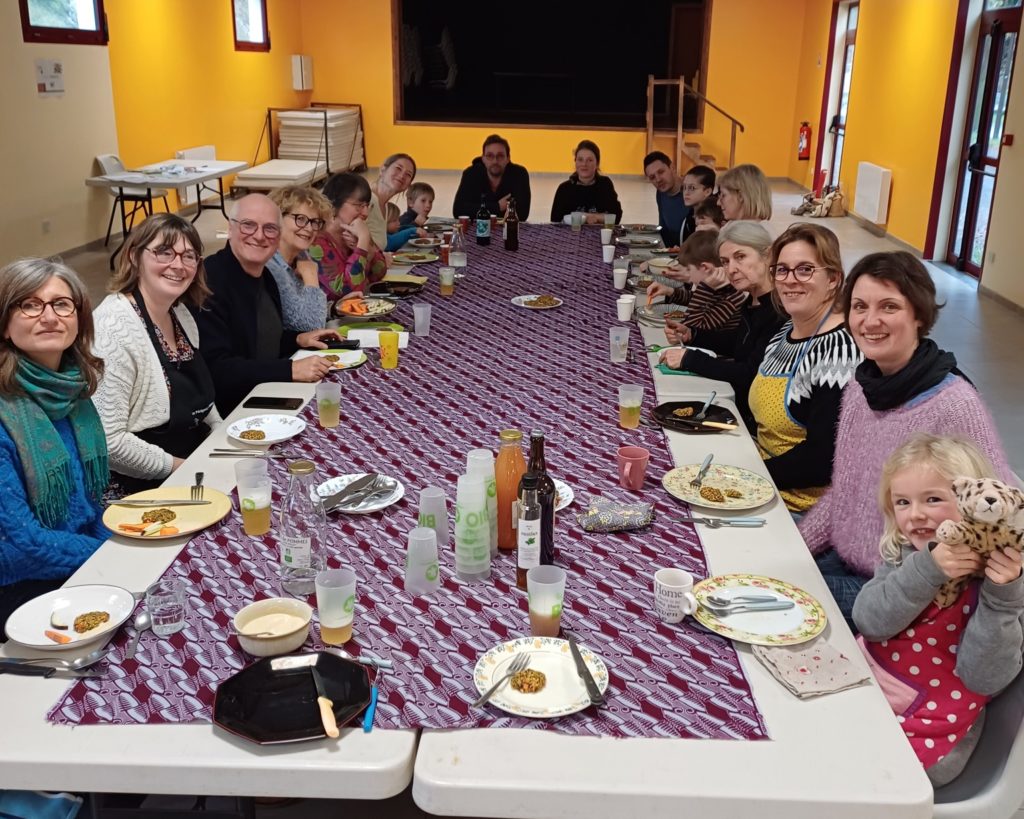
[{"x1": 93, "y1": 214, "x2": 219, "y2": 488}]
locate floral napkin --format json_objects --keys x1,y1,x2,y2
[
  {"x1": 751, "y1": 638, "x2": 871, "y2": 699},
  {"x1": 576, "y1": 494, "x2": 655, "y2": 533}
]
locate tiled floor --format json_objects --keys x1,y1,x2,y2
[{"x1": 64, "y1": 171, "x2": 1024, "y2": 475}]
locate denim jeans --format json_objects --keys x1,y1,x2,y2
[{"x1": 814, "y1": 548, "x2": 868, "y2": 632}]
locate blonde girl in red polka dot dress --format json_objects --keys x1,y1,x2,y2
[{"x1": 853, "y1": 433, "x2": 1024, "y2": 786}]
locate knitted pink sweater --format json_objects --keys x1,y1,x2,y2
[{"x1": 798, "y1": 375, "x2": 1014, "y2": 577}]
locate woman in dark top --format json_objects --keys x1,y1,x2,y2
[
  {"x1": 659, "y1": 221, "x2": 785, "y2": 422},
  {"x1": 549, "y1": 140, "x2": 623, "y2": 224},
  {"x1": 93, "y1": 214, "x2": 218, "y2": 489}
]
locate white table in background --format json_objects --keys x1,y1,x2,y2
[
  {"x1": 0, "y1": 382, "x2": 417, "y2": 801},
  {"x1": 412, "y1": 401, "x2": 933, "y2": 812}
]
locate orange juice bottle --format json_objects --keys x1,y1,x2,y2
[{"x1": 495, "y1": 429, "x2": 527, "y2": 552}]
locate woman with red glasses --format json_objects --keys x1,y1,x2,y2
[
  {"x1": 0, "y1": 258, "x2": 109, "y2": 634},
  {"x1": 267, "y1": 186, "x2": 332, "y2": 331},
  {"x1": 93, "y1": 213, "x2": 218, "y2": 489}
]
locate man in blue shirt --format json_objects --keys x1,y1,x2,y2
[{"x1": 643, "y1": 151, "x2": 690, "y2": 247}]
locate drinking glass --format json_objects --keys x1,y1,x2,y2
[
  {"x1": 609, "y1": 327, "x2": 629, "y2": 363},
  {"x1": 315, "y1": 381, "x2": 341, "y2": 428},
  {"x1": 405, "y1": 527, "x2": 441, "y2": 597},
  {"x1": 379, "y1": 331, "x2": 399, "y2": 369},
  {"x1": 418, "y1": 485, "x2": 449, "y2": 549},
  {"x1": 600, "y1": 228, "x2": 613, "y2": 244},
  {"x1": 570, "y1": 212, "x2": 583, "y2": 233},
  {"x1": 147, "y1": 578, "x2": 187, "y2": 636},
  {"x1": 238, "y1": 475, "x2": 272, "y2": 536},
  {"x1": 412, "y1": 303, "x2": 432, "y2": 337},
  {"x1": 618, "y1": 383, "x2": 644, "y2": 430},
  {"x1": 613, "y1": 268, "x2": 628, "y2": 289},
  {"x1": 604, "y1": 213, "x2": 616, "y2": 226},
  {"x1": 602, "y1": 245, "x2": 615, "y2": 263},
  {"x1": 527, "y1": 565, "x2": 566, "y2": 637},
  {"x1": 439, "y1": 267, "x2": 456, "y2": 297},
  {"x1": 316, "y1": 568, "x2": 357, "y2": 645},
  {"x1": 616, "y1": 298, "x2": 634, "y2": 322}
]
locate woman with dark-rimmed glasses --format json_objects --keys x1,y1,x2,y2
[
  {"x1": 93, "y1": 213, "x2": 218, "y2": 489},
  {"x1": 0, "y1": 258, "x2": 110, "y2": 634},
  {"x1": 267, "y1": 186, "x2": 332, "y2": 332}
]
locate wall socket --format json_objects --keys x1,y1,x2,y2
[{"x1": 41, "y1": 220, "x2": 51, "y2": 235}]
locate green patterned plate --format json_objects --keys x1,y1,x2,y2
[
  {"x1": 693, "y1": 574, "x2": 827, "y2": 646},
  {"x1": 473, "y1": 637, "x2": 608, "y2": 718},
  {"x1": 662, "y1": 464, "x2": 776, "y2": 510}
]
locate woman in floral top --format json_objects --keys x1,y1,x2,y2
[{"x1": 310, "y1": 173, "x2": 387, "y2": 305}]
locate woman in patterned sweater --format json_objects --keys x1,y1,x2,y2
[{"x1": 749, "y1": 223, "x2": 862, "y2": 513}]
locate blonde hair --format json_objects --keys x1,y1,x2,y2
[
  {"x1": 718, "y1": 163, "x2": 773, "y2": 221},
  {"x1": 877, "y1": 434, "x2": 996, "y2": 563},
  {"x1": 384, "y1": 202, "x2": 401, "y2": 223},
  {"x1": 268, "y1": 185, "x2": 333, "y2": 225}
]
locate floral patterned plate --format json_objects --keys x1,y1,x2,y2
[
  {"x1": 662, "y1": 464, "x2": 775, "y2": 511},
  {"x1": 693, "y1": 574, "x2": 827, "y2": 646},
  {"x1": 226, "y1": 414, "x2": 307, "y2": 446},
  {"x1": 474, "y1": 637, "x2": 609, "y2": 718}
]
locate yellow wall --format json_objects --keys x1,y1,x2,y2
[
  {"x1": 0, "y1": 2, "x2": 120, "y2": 260},
  {"x1": 979, "y1": 37, "x2": 1024, "y2": 308},
  {"x1": 838, "y1": 0, "x2": 959, "y2": 249},
  {"x1": 787, "y1": 0, "x2": 835, "y2": 187},
  {"x1": 106, "y1": 0, "x2": 309, "y2": 202},
  {"x1": 299, "y1": 0, "x2": 814, "y2": 178}
]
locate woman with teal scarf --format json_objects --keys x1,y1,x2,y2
[{"x1": 0, "y1": 258, "x2": 110, "y2": 637}]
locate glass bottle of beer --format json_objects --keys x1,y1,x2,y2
[
  {"x1": 504, "y1": 196, "x2": 519, "y2": 251},
  {"x1": 496, "y1": 429, "x2": 527, "y2": 552},
  {"x1": 516, "y1": 474, "x2": 541, "y2": 589},
  {"x1": 475, "y1": 195, "x2": 491, "y2": 246},
  {"x1": 518, "y1": 431, "x2": 555, "y2": 565}
]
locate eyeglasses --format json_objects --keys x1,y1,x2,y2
[
  {"x1": 15, "y1": 297, "x2": 77, "y2": 318},
  {"x1": 230, "y1": 218, "x2": 281, "y2": 239},
  {"x1": 285, "y1": 213, "x2": 326, "y2": 231},
  {"x1": 146, "y1": 247, "x2": 200, "y2": 269},
  {"x1": 771, "y1": 263, "x2": 830, "y2": 282},
  {"x1": 343, "y1": 200, "x2": 371, "y2": 212}
]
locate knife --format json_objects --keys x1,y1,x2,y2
[
  {"x1": 310, "y1": 665, "x2": 339, "y2": 738},
  {"x1": 107, "y1": 499, "x2": 212, "y2": 507},
  {"x1": 322, "y1": 473, "x2": 379, "y2": 510},
  {"x1": 565, "y1": 633, "x2": 604, "y2": 706},
  {"x1": 0, "y1": 662, "x2": 104, "y2": 679},
  {"x1": 662, "y1": 417, "x2": 738, "y2": 431}
]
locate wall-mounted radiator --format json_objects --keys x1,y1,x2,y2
[{"x1": 854, "y1": 161, "x2": 892, "y2": 224}]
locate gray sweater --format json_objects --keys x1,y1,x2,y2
[{"x1": 853, "y1": 545, "x2": 1024, "y2": 785}]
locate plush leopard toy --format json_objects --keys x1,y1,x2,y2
[{"x1": 932, "y1": 477, "x2": 1024, "y2": 607}]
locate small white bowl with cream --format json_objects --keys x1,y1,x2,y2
[{"x1": 233, "y1": 598, "x2": 312, "y2": 657}]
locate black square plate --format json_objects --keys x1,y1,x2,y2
[
  {"x1": 213, "y1": 652, "x2": 372, "y2": 744},
  {"x1": 651, "y1": 401, "x2": 738, "y2": 435}
]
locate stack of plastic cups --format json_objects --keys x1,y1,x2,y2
[
  {"x1": 466, "y1": 449, "x2": 498, "y2": 558},
  {"x1": 454, "y1": 474, "x2": 491, "y2": 582},
  {"x1": 404, "y1": 527, "x2": 441, "y2": 596}
]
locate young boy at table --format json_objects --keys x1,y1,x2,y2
[
  {"x1": 400, "y1": 182, "x2": 435, "y2": 227},
  {"x1": 385, "y1": 202, "x2": 424, "y2": 252},
  {"x1": 645, "y1": 229, "x2": 746, "y2": 333},
  {"x1": 679, "y1": 166, "x2": 716, "y2": 243},
  {"x1": 694, "y1": 197, "x2": 725, "y2": 231}
]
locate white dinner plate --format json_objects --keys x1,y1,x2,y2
[
  {"x1": 313, "y1": 473, "x2": 406, "y2": 515},
  {"x1": 291, "y1": 349, "x2": 367, "y2": 370},
  {"x1": 553, "y1": 479, "x2": 574, "y2": 511},
  {"x1": 227, "y1": 414, "x2": 307, "y2": 446},
  {"x1": 693, "y1": 575, "x2": 828, "y2": 646},
  {"x1": 5, "y1": 584, "x2": 135, "y2": 651},
  {"x1": 474, "y1": 637, "x2": 609, "y2": 718},
  {"x1": 511, "y1": 295, "x2": 564, "y2": 310}
]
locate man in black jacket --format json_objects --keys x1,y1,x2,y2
[
  {"x1": 198, "y1": 194, "x2": 338, "y2": 415},
  {"x1": 452, "y1": 134, "x2": 531, "y2": 221}
]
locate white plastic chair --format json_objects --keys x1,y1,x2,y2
[
  {"x1": 933, "y1": 670, "x2": 1024, "y2": 818},
  {"x1": 95, "y1": 154, "x2": 169, "y2": 246}
]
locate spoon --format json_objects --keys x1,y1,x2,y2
[
  {"x1": 125, "y1": 610, "x2": 152, "y2": 660},
  {"x1": 17, "y1": 646, "x2": 112, "y2": 671}
]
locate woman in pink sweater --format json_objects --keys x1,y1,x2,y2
[{"x1": 798, "y1": 252, "x2": 1014, "y2": 625}]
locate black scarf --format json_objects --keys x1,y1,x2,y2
[{"x1": 855, "y1": 338, "x2": 961, "y2": 411}]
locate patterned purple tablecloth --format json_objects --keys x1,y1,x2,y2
[{"x1": 49, "y1": 225, "x2": 767, "y2": 740}]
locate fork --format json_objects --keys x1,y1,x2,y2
[
  {"x1": 191, "y1": 472, "x2": 204, "y2": 501},
  {"x1": 693, "y1": 391, "x2": 717, "y2": 422},
  {"x1": 473, "y1": 653, "x2": 530, "y2": 708},
  {"x1": 690, "y1": 453, "x2": 714, "y2": 489},
  {"x1": 678, "y1": 515, "x2": 766, "y2": 528}
]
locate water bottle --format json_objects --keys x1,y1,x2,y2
[
  {"x1": 466, "y1": 448, "x2": 498, "y2": 557},
  {"x1": 454, "y1": 474, "x2": 491, "y2": 582},
  {"x1": 278, "y1": 460, "x2": 327, "y2": 596},
  {"x1": 405, "y1": 527, "x2": 441, "y2": 596}
]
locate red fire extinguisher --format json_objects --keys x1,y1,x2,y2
[{"x1": 798, "y1": 121, "x2": 812, "y2": 161}]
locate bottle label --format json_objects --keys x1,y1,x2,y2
[
  {"x1": 476, "y1": 219, "x2": 490, "y2": 238},
  {"x1": 281, "y1": 534, "x2": 312, "y2": 568},
  {"x1": 517, "y1": 518, "x2": 541, "y2": 570},
  {"x1": 502, "y1": 223, "x2": 508, "y2": 241}
]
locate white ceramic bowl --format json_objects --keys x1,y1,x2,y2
[{"x1": 233, "y1": 598, "x2": 312, "y2": 657}]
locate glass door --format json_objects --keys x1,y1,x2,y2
[
  {"x1": 827, "y1": 3, "x2": 858, "y2": 189},
  {"x1": 947, "y1": 1, "x2": 1021, "y2": 277}
]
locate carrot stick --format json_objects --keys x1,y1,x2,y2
[
  {"x1": 45, "y1": 629, "x2": 72, "y2": 644},
  {"x1": 159, "y1": 526, "x2": 179, "y2": 536}
]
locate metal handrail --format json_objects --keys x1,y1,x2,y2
[
  {"x1": 646, "y1": 76, "x2": 746, "y2": 169},
  {"x1": 681, "y1": 81, "x2": 745, "y2": 134}
]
